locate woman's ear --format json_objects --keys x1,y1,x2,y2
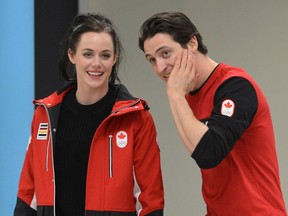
[
  {"x1": 67, "y1": 48, "x2": 75, "y2": 64},
  {"x1": 113, "y1": 54, "x2": 118, "y2": 65}
]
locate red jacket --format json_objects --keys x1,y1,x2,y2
[{"x1": 14, "y1": 84, "x2": 164, "y2": 216}]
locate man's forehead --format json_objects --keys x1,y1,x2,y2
[{"x1": 144, "y1": 34, "x2": 174, "y2": 54}]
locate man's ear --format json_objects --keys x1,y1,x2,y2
[
  {"x1": 189, "y1": 36, "x2": 198, "y2": 52},
  {"x1": 67, "y1": 48, "x2": 75, "y2": 64}
]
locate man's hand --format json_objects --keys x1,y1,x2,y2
[{"x1": 167, "y1": 45, "x2": 199, "y2": 97}]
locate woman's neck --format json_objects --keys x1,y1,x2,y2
[{"x1": 75, "y1": 85, "x2": 109, "y2": 105}]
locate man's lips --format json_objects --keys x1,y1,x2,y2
[{"x1": 163, "y1": 73, "x2": 170, "y2": 79}]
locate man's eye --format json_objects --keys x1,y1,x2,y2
[
  {"x1": 149, "y1": 58, "x2": 156, "y2": 64},
  {"x1": 162, "y1": 50, "x2": 171, "y2": 57}
]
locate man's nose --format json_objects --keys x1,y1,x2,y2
[{"x1": 155, "y1": 60, "x2": 166, "y2": 75}]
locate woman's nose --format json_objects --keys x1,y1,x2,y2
[{"x1": 93, "y1": 56, "x2": 101, "y2": 67}]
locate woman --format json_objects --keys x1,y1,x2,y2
[{"x1": 14, "y1": 13, "x2": 164, "y2": 216}]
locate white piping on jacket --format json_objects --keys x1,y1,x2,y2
[{"x1": 133, "y1": 168, "x2": 143, "y2": 215}]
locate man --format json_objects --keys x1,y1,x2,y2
[{"x1": 138, "y1": 11, "x2": 287, "y2": 215}]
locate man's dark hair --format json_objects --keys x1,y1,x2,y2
[{"x1": 139, "y1": 11, "x2": 208, "y2": 54}]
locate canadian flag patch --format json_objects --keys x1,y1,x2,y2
[
  {"x1": 221, "y1": 99, "x2": 235, "y2": 117},
  {"x1": 116, "y1": 131, "x2": 128, "y2": 148}
]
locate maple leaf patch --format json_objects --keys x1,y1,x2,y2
[
  {"x1": 116, "y1": 131, "x2": 128, "y2": 148},
  {"x1": 221, "y1": 99, "x2": 235, "y2": 117}
]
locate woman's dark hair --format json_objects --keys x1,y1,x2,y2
[
  {"x1": 59, "y1": 13, "x2": 122, "y2": 84},
  {"x1": 139, "y1": 11, "x2": 208, "y2": 54}
]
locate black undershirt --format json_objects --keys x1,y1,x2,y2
[
  {"x1": 54, "y1": 86, "x2": 116, "y2": 216},
  {"x1": 191, "y1": 77, "x2": 258, "y2": 169}
]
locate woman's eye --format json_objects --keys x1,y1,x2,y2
[
  {"x1": 101, "y1": 53, "x2": 111, "y2": 59},
  {"x1": 83, "y1": 52, "x2": 92, "y2": 58}
]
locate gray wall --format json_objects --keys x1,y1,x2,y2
[{"x1": 80, "y1": 1, "x2": 288, "y2": 215}]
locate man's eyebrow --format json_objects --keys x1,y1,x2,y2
[{"x1": 145, "y1": 46, "x2": 170, "y2": 59}]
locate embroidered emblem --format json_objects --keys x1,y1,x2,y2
[
  {"x1": 116, "y1": 131, "x2": 128, "y2": 148},
  {"x1": 221, "y1": 99, "x2": 235, "y2": 117},
  {"x1": 37, "y1": 123, "x2": 48, "y2": 140}
]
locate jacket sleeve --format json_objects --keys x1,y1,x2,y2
[
  {"x1": 133, "y1": 110, "x2": 164, "y2": 216},
  {"x1": 14, "y1": 116, "x2": 37, "y2": 216}
]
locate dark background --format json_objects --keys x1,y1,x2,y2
[{"x1": 35, "y1": 0, "x2": 78, "y2": 99}]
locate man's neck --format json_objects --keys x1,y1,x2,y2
[{"x1": 195, "y1": 54, "x2": 218, "y2": 89}]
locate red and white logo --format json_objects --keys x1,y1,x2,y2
[
  {"x1": 221, "y1": 99, "x2": 235, "y2": 117},
  {"x1": 116, "y1": 131, "x2": 128, "y2": 148}
]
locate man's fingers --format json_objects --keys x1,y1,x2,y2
[
  {"x1": 186, "y1": 46, "x2": 193, "y2": 72},
  {"x1": 171, "y1": 50, "x2": 183, "y2": 77}
]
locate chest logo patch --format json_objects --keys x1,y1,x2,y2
[
  {"x1": 37, "y1": 123, "x2": 48, "y2": 140},
  {"x1": 221, "y1": 99, "x2": 235, "y2": 117},
  {"x1": 116, "y1": 131, "x2": 128, "y2": 148}
]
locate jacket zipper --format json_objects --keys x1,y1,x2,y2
[
  {"x1": 112, "y1": 99, "x2": 141, "y2": 114},
  {"x1": 109, "y1": 135, "x2": 113, "y2": 178}
]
